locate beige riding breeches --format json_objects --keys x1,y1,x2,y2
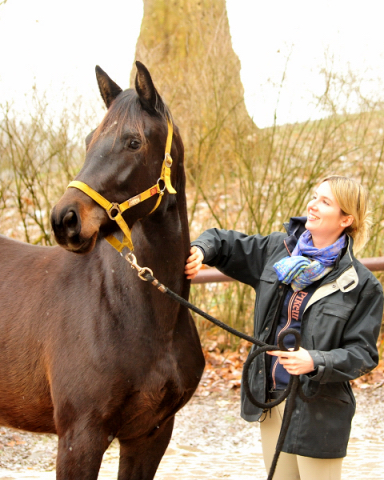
[{"x1": 260, "y1": 400, "x2": 343, "y2": 480}]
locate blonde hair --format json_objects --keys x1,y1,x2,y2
[{"x1": 320, "y1": 175, "x2": 371, "y2": 253}]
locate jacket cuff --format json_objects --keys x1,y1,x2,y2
[
  {"x1": 191, "y1": 241, "x2": 210, "y2": 260},
  {"x1": 306, "y1": 350, "x2": 325, "y2": 381},
  {"x1": 307, "y1": 350, "x2": 335, "y2": 384}
]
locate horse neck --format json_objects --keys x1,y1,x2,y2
[
  {"x1": 94, "y1": 186, "x2": 190, "y2": 314},
  {"x1": 132, "y1": 189, "x2": 190, "y2": 296},
  {"x1": 86, "y1": 202, "x2": 187, "y2": 338}
]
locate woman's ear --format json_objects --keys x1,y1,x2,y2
[{"x1": 341, "y1": 215, "x2": 354, "y2": 228}]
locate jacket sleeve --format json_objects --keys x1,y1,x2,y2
[
  {"x1": 191, "y1": 228, "x2": 284, "y2": 287},
  {"x1": 308, "y1": 281, "x2": 383, "y2": 383}
]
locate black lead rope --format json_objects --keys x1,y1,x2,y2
[{"x1": 142, "y1": 270, "x2": 321, "y2": 480}]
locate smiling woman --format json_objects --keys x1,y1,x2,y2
[
  {"x1": 306, "y1": 181, "x2": 354, "y2": 249},
  {"x1": 185, "y1": 174, "x2": 383, "y2": 480},
  {"x1": 319, "y1": 176, "x2": 371, "y2": 253}
]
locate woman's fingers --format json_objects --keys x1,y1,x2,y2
[
  {"x1": 266, "y1": 348, "x2": 314, "y2": 375},
  {"x1": 185, "y1": 246, "x2": 204, "y2": 279}
]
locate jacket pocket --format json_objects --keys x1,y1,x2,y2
[
  {"x1": 304, "y1": 379, "x2": 352, "y2": 404},
  {"x1": 318, "y1": 381, "x2": 353, "y2": 407},
  {"x1": 310, "y1": 303, "x2": 355, "y2": 350},
  {"x1": 319, "y1": 393, "x2": 350, "y2": 405},
  {"x1": 322, "y1": 303, "x2": 354, "y2": 321}
]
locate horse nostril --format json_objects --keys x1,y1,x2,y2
[{"x1": 63, "y1": 210, "x2": 79, "y2": 237}]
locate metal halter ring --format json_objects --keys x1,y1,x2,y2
[
  {"x1": 157, "y1": 178, "x2": 166, "y2": 193},
  {"x1": 107, "y1": 203, "x2": 122, "y2": 220}
]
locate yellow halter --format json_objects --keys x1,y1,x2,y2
[{"x1": 67, "y1": 118, "x2": 176, "y2": 253}]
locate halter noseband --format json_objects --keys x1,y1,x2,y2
[{"x1": 67, "y1": 118, "x2": 176, "y2": 253}]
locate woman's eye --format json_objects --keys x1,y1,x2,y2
[{"x1": 126, "y1": 139, "x2": 141, "y2": 150}]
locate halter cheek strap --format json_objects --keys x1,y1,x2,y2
[{"x1": 67, "y1": 118, "x2": 176, "y2": 253}]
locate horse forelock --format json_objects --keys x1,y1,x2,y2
[{"x1": 89, "y1": 90, "x2": 173, "y2": 151}]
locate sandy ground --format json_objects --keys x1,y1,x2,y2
[{"x1": 0, "y1": 383, "x2": 383, "y2": 480}]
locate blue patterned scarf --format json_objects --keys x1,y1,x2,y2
[{"x1": 273, "y1": 230, "x2": 347, "y2": 292}]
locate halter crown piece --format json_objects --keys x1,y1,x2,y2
[{"x1": 67, "y1": 117, "x2": 176, "y2": 253}]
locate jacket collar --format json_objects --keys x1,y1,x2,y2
[
  {"x1": 304, "y1": 237, "x2": 358, "y2": 311},
  {"x1": 299, "y1": 235, "x2": 359, "y2": 312},
  {"x1": 322, "y1": 235, "x2": 355, "y2": 283},
  {"x1": 283, "y1": 216, "x2": 307, "y2": 254}
]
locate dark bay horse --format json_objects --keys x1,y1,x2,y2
[{"x1": 0, "y1": 61, "x2": 205, "y2": 479}]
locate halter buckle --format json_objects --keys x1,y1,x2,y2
[
  {"x1": 107, "y1": 203, "x2": 121, "y2": 220},
  {"x1": 164, "y1": 153, "x2": 173, "y2": 168}
]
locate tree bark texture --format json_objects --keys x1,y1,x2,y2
[{"x1": 132, "y1": 0, "x2": 257, "y2": 190}]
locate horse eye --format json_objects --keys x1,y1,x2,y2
[{"x1": 126, "y1": 139, "x2": 141, "y2": 151}]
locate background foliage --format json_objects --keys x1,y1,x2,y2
[{"x1": 1, "y1": 0, "x2": 384, "y2": 350}]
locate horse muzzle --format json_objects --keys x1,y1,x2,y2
[{"x1": 51, "y1": 190, "x2": 104, "y2": 254}]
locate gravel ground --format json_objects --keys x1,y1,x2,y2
[{"x1": 0, "y1": 382, "x2": 383, "y2": 474}]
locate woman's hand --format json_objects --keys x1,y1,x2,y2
[
  {"x1": 267, "y1": 347, "x2": 315, "y2": 375},
  {"x1": 184, "y1": 246, "x2": 204, "y2": 280}
]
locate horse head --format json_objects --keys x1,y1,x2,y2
[{"x1": 51, "y1": 61, "x2": 184, "y2": 254}]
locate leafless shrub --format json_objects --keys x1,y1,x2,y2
[
  {"x1": 189, "y1": 65, "x2": 384, "y2": 347},
  {"x1": 0, "y1": 63, "x2": 383, "y2": 348},
  {"x1": 0, "y1": 90, "x2": 89, "y2": 244}
]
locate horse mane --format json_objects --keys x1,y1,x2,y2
[{"x1": 89, "y1": 90, "x2": 173, "y2": 150}]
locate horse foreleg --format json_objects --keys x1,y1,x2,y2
[
  {"x1": 56, "y1": 424, "x2": 109, "y2": 480},
  {"x1": 117, "y1": 416, "x2": 175, "y2": 480}
]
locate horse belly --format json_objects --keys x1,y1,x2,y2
[
  {"x1": 0, "y1": 379, "x2": 55, "y2": 433},
  {"x1": 0, "y1": 346, "x2": 55, "y2": 433},
  {"x1": 0, "y1": 399, "x2": 55, "y2": 433},
  {"x1": 0, "y1": 240, "x2": 59, "y2": 432},
  {"x1": 0, "y1": 317, "x2": 55, "y2": 432}
]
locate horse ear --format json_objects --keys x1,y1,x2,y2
[
  {"x1": 135, "y1": 61, "x2": 163, "y2": 113},
  {"x1": 95, "y1": 66, "x2": 123, "y2": 109}
]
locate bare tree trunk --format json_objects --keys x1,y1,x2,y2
[{"x1": 132, "y1": 0, "x2": 257, "y2": 206}]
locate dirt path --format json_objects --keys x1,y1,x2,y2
[{"x1": 0, "y1": 385, "x2": 383, "y2": 479}]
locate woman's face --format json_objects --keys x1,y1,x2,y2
[{"x1": 305, "y1": 181, "x2": 353, "y2": 246}]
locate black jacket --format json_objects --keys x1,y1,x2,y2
[{"x1": 192, "y1": 218, "x2": 383, "y2": 458}]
